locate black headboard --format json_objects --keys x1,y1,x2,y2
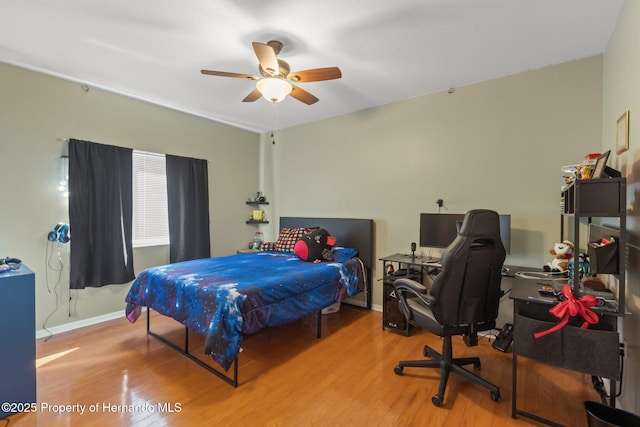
[{"x1": 279, "y1": 217, "x2": 374, "y2": 270}]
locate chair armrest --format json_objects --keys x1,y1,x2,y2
[
  {"x1": 393, "y1": 277, "x2": 427, "y2": 293},
  {"x1": 393, "y1": 278, "x2": 435, "y2": 306}
]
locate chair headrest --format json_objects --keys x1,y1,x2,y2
[{"x1": 458, "y1": 209, "x2": 501, "y2": 238}]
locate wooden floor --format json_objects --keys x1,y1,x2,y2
[{"x1": 6, "y1": 306, "x2": 600, "y2": 427}]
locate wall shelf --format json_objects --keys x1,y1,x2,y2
[{"x1": 246, "y1": 200, "x2": 269, "y2": 224}]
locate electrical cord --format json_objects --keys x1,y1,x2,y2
[
  {"x1": 616, "y1": 345, "x2": 625, "y2": 398},
  {"x1": 425, "y1": 201, "x2": 444, "y2": 261},
  {"x1": 515, "y1": 271, "x2": 569, "y2": 281},
  {"x1": 592, "y1": 376, "x2": 608, "y2": 405},
  {"x1": 42, "y1": 240, "x2": 65, "y2": 340}
]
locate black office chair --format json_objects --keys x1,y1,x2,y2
[{"x1": 393, "y1": 209, "x2": 506, "y2": 407}]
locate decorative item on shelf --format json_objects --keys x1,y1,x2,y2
[
  {"x1": 250, "y1": 231, "x2": 264, "y2": 250},
  {"x1": 386, "y1": 264, "x2": 395, "y2": 275},
  {"x1": 543, "y1": 240, "x2": 574, "y2": 273},
  {"x1": 580, "y1": 152, "x2": 600, "y2": 180},
  {"x1": 591, "y1": 150, "x2": 621, "y2": 179},
  {"x1": 248, "y1": 191, "x2": 267, "y2": 203},
  {"x1": 578, "y1": 165, "x2": 592, "y2": 179},
  {"x1": 567, "y1": 252, "x2": 590, "y2": 280},
  {"x1": 561, "y1": 164, "x2": 578, "y2": 188},
  {"x1": 562, "y1": 153, "x2": 601, "y2": 184},
  {"x1": 252, "y1": 209, "x2": 264, "y2": 221}
]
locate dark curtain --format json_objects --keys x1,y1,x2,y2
[
  {"x1": 166, "y1": 154, "x2": 211, "y2": 263},
  {"x1": 68, "y1": 139, "x2": 135, "y2": 289}
]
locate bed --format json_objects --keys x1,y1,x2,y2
[{"x1": 125, "y1": 217, "x2": 374, "y2": 386}]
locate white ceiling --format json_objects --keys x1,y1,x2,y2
[{"x1": 0, "y1": 0, "x2": 624, "y2": 133}]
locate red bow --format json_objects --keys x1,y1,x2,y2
[{"x1": 534, "y1": 285, "x2": 599, "y2": 339}]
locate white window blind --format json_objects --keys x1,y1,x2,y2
[{"x1": 132, "y1": 150, "x2": 169, "y2": 247}]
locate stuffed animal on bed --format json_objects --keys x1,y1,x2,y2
[
  {"x1": 294, "y1": 228, "x2": 337, "y2": 262},
  {"x1": 543, "y1": 240, "x2": 574, "y2": 272}
]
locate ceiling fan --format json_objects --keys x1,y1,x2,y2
[{"x1": 201, "y1": 40, "x2": 342, "y2": 105}]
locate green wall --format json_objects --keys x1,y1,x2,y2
[{"x1": 0, "y1": 62, "x2": 260, "y2": 330}]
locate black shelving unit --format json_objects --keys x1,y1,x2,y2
[
  {"x1": 510, "y1": 177, "x2": 627, "y2": 425},
  {"x1": 560, "y1": 177, "x2": 626, "y2": 314}
]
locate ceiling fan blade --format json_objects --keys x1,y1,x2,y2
[
  {"x1": 252, "y1": 42, "x2": 279, "y2": 76},
  {"x1": 288, "y1": 67, "x2": 342, "y2": 83},
  {"x1": 201, "y1": 70, "x2": 259, "y2": 80},
  {"x1": 242, "y1": 88, "x2": 262, "y2": 102},
  {"x1": 289, "y1": 85, "x2": 319, "y2": 105}
]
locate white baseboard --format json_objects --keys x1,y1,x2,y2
[
  {"x1": 36, "y1": 309, "x2": 141, "y2": 339},
  {"x1": 372, "y1": 303, "x2": 382, "y2": 312}
]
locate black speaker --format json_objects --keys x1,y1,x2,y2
[{"x1": 383, "y1": 282, "x2": 410, "y2": 335}]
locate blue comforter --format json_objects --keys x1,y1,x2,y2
[{"x1": 125, "y1": 251, "x2": 364, "y2": 370}]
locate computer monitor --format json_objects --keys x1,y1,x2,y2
[
  {"x1": 499, "y1": 214, "x2": 511, "y2": 255},
  {"x1": 419, "y1": 213, "x2": 510, "y2": 254},
  {"x1": 419, "y1": 213, "x2": 464, "y2": 249}
]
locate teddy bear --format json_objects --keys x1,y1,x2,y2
[{"x1": 543, "y1": 240, "x2": 574, "y2": 272}]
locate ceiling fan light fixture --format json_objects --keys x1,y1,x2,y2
[{"x1": 256, "y1": 78, "x2": 292, "y2": 103}]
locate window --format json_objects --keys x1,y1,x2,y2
[{"x1": 132, "y1": 150, "x2": 169, "y2": 247}]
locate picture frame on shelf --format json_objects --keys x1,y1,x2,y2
[
  {"x1": 592, "y1": 150, "x2": 611, "y2": 179},
  {"x1": 616, "y1": 110, "x2": 629, "y2": 154}
]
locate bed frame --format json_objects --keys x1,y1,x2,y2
[{"x1": 146, "y1": 217, "x2": 374, "y2": 387}]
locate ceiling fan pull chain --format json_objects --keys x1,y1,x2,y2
[{"x1": 271, "y1": 104, "x2": 277, "y2": 144}]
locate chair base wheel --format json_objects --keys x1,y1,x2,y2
[
  {"x1": 394, "y1": 365, "x2": 403, "y2": 375},
  {"x1": 491, "y1": 391, "x2": 501, "y2": 402},
  {"x1": 432, "y1": 394, "x2": 443, "y2": 407}
]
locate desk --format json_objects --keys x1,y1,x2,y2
[
  {"x1": 379, "y1": 254, "x2": 528, "y2": 335},
  {"x1": 379, "y1": 253, "x2": 437, "y2": 335},
  {"x1": 495, "y1": 265, "x2": 531, "y2": 329},
  {"x1": 510, "y1": 278, "x2": 620, "y2": 427}
]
